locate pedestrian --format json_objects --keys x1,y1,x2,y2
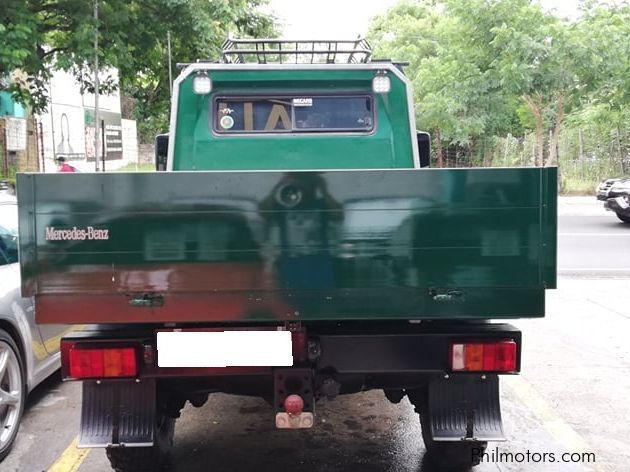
[{"x1": 56, "y1": 156, "x2": 78, "y2": 173}]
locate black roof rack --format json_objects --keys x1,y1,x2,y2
[{"x1": 220, "y1": 38, "x2": 372, "y2": 64}]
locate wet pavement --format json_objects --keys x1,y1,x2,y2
[{"x1": 8, "y1": 278, "x2": 627, "y2": 472}]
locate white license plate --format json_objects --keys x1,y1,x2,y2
[{"x1": 157, "y1": 330, "x2": 293, "y2": 367}]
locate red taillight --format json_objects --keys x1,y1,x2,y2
[
  {"x1": 67, "y1": 346, "x2": 138, "y2": 379},
  {"x1": 450, "y1": 340, "x2": 517, "y2": 373}
]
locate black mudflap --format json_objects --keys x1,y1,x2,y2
[
  {"x1": 428, "y1": 375, "x2": 505, "y2": 442},
  {"x1": 78, "y1": 379, "x2": 156, "y2": 448}
]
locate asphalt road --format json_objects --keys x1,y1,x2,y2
[
  {"x1": 558, "y1": 197, "x2": 630, "y2": 275},
  {"x1": 4, "y1": 197, "x2": 630, "y2": 472}
]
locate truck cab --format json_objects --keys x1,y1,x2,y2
[
  {"x1": 166, "y1": 38, "x2": 421, "y2": 171},
  {"x1": 17, "y1": 39, "x2": 556, "y2": 471}
]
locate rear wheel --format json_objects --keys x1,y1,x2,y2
[
  {"x1": 616, "y1": 212, "x2": 630, "y2": 223},
  {"x1": 408, "y1": 388, "x2": 487, "y2": 471},
  {"x1": 0, "y1": 330, "x2": 25, "y2": 462},
  {"x1": 105, "y1": 414, "x2": 175, "y2": 472}
]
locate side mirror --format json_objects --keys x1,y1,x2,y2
[
  {"x1": 416, "y1": 131, "x2": 431, "y2": 168},
  {"x1": 155, "y1": 133, "x2": 169, "y2": 171}
]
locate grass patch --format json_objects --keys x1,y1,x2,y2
[
  {"x1": 114, "y1": 163, "x2": 155, "y2": 172},
  {"x1": 0, "y1": 165, "x2": 17, "y2": 190},
  {"x1": 561, "y1": 176, "x2": 597, "y2": 195}
]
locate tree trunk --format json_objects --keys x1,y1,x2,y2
[
  {"x1": 120, "y1": 91, "x2": 137, "y2": 120},
  {"x1": 522, "y1": 93, "x2": 544, "y2": 167},
  {"x1": 547, "y1": 93, "x2": 565, "y2": 167},
  {"x1": 616, "y1": 125, "x2": 623, "y2": 173},
  {"x1": 483, "y1": 138, "x2": 493, "y2": 167},
  {"x1": 435, "y1": 129, "x2": 444, "y2": 168},
  {"x1": 503, "y1": 135, "x2": 510, "y2": 165}
]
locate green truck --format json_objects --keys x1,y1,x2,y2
[{"x1": 17, "y1": 39, "x2": 556, "y2": 471}]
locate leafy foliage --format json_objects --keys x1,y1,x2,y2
[
  {"x1": 368, "y1": 0, "x2": 629, "y2": 170},
  {"x1": 1, "y1": 0, "x2": 276, "y2": 141}
]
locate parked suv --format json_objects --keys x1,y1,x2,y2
[{"x1": 596, "y1": 177, "x2": 630, "y2": 223}]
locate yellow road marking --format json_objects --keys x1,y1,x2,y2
[
  {"x1": 504, "y1": 376, "x2": 603, "y2": 472},
  {"x1": 48, "y1": 436, "x2": 90, "y2": 472},
  {"x1": 43, "y1": 326, "x2": 85, "y2": 353},
  {"x1": 33, "y1": 325, "x2": 86, "y2": 362},
  {"x1": 32, "y1": 340, "x2": 48, "y2": 361}
]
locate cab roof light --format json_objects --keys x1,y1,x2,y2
[
  {"x1": 450, "y1": 340, "x2": 517, "y2": 373},
  {"x1": 193, "y1": 72, "x2": 212, "y2": 95},
  {"x1": 372, "y1": 73, "x2": 391, "y2": 94}
]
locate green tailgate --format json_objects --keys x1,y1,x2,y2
[{"x1": 17, "y1": 168, "x2": 556, "y2": 324}]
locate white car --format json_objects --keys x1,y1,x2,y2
[{"x1": 0, "y1": 192, "x2": 68, "y2": 461}]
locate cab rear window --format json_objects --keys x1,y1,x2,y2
[{"x1": 213, "y1": 95, "x2": 373, "y2": 134}]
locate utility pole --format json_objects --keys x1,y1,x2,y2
[
  {"x1": 167, "y1": 31, "x2": 173, "y2": 98},
  {"x1": 101, "y1": 119, "x2": 106, "y2": 172},
  {"x1": 49, "y1": 79, "x2": 57, "y2": 165},
  {"x1": 94, "y1": 0, "x2": 100, "y2": 171}
]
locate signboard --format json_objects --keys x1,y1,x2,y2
[
  {"x1": 84, "y1": 109, "x2": 123, "y2": 161},
  {"x1": 5, "y1": 117, "x2": 27, "y2": 151}
]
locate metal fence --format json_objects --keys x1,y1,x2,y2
[{"x1": 438, "y1": 125, "x2": 629, "y2": 186}]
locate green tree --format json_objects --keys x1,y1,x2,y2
[
  {"x1": 369, "y1": 0, "x2": 630, "y2": 168},
  {"x1": 479, "y1": 0, "x2": 579, "y2": 166},
  {"x1": 369, "y1": 1, "x2": 451, "y2": 166},
  {"x1": 1, "y1": 0, "x2": 276, "y2": 141},
  {"x1": 369, "y1": 0, "x2": 525, "y2": 166},
  {"x1": 568, "y1": 3, "x2": 630, "y2": 130}
]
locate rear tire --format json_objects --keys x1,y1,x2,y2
[
  {"x1": 0, "y1": 329, "x2": 26, "y2": 462},
  {"x1": 409, "y1": 387, "x2": 487, "y2": 471},
  {"x1": 616, "y1": 212, "x2": 630, "y2": 223},
  {"x1": 105, "y1": 414, "x2": 175, "y2": 472}
]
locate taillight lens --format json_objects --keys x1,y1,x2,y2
[
  {"x1": 450, "y1": 340, "x2": 517, "y2": 373},
  {"x1": 66, "y1": 345, "x2": 138, "y2": 379}
]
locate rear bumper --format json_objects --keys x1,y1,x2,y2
[
  {"x1": 61, "y1": 322, "x2": 522, "y2": 382},
  {"x1": 314, "y1": 322, "x2": 521, "y2": 374},
  {"x1": 604, "y1": 195, "x2": 630, "y2": 215}
]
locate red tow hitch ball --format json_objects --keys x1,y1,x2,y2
[{"x1": 284, "y1": 394, "x2": 304, "y2": 416}]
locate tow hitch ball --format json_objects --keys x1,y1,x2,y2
[{"x1": 274, "y1": 368, "x2": 314, "y2": 429}]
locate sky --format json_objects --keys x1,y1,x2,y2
[{"x1": 266, "y1": 0, "x2": 583, "y2": 39}]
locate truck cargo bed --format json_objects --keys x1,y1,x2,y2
[{"x1": 17, "y1": 168, "x2": 556, "y2": 324}]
